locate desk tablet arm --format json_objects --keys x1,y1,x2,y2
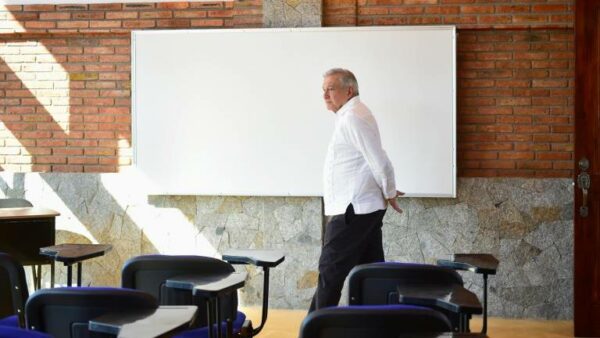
[
  {"x1": 222, "y1": 249, "x2": 285, "y2": 336},
  {"x1": 436, "y1": 254, "x2": 499, "y2": 335}
]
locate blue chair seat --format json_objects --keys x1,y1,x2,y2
[
  {"x1": 0, "y1": 326, "x2": 52, "y2": 338},
  {"x1": 0, "y1": 315, "x2": 18, "y2": 327}
]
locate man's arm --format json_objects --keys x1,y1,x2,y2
[{"x1": 344, "y1": 114, "x2": 403, "y2": 213}]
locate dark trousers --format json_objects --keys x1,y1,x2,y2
[{"x1": 308, "y1": 204, "x2": 386, "y2": 313}]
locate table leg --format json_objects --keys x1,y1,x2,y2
[
  {"x1": 216, "y1": 297, "x2": 222, "y2": 338},
  {"x1": 67, "y1": 264, "x2": 72, "y2": 287},
  {"x1": 482, "y1": 273, "x2": 488, "y2": 334},
  {"x1": 50, "y1": 261, "x2": 55, "y2": 288},
  {"x1": 207, "y1": 299, "x2": 215, "y2": 338},
  {"x1": 36, "y1": 265, "x2": 41, "y2": 289},
  {"x1": 226, "y1": 317, "x2": 233, "y2": 338},
  {"x1": 77, "y1": 262, "x2": 82, "y2": 287}
]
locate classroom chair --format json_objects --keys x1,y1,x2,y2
[
  {"x1": 25, "y1": 287, "x2": 158, "y2": 338},
  {"x1": 348, "y1": 262, "x2": 473, "y2": 332},
  {"x1": 121, "y1": 255, "x2": 249, "y2": 337},
  {"x1": 0, "y1": 252, "x2": 29, "y2": 328},
  {"x1": 299, "y1": 304, "x2": 453, "y2": 338}
]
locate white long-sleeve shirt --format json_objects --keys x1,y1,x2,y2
[{"x1": 323, "y1": 96, "x2": 397, "y2": 216}]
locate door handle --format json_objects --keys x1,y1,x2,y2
[{"x1": 578, "y1": 158, "x2": 590, "y2": 217}]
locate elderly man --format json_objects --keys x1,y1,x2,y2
[{"x1": 309, "y1": 68, "x2": 404, "y2": 312}]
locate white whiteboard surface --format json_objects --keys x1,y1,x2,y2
[{"x1": 133, "y1": 26, "x2": 456, "y2": 197}]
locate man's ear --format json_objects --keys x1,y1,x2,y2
[{"x1": 347, "y1": 86, "x2": 355, "y2": 98}]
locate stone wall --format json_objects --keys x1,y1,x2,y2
[{"x1": 0, "y1": 172, "x2": 572, "y2": 319}]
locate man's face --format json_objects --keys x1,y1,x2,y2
[{"x1": 323, "y1": 75, "x2": 353, "y2": 113}]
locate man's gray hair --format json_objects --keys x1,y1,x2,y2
[{"x1": 324, "y1": 68, "x2": 360, "y2": 95}]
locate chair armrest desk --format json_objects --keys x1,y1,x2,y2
[
  {"x1": 166, "y1": 272, "x2": 247, "y2": 338},
  {"x1": 437, "y1": 254, "x2": 498, "y2": 334},
  {"x1": 89, "y1": 305, "x2": 197, "y2": 338},
  {"x1": 221, "y1": 249, "x2": 284, "y2": 336},
  {"x1": 40, "y1": 243, "x2": 112, "y2": 287},
  {"x1": 397, "y1": 283, "x2": 482, "y2": 333}
]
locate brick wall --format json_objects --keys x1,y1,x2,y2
[
  {"x1": 0, "y1": 1, "x2": 261, "y2": 172},
  {"x1": 323, "y1": 0, "x2": 575, "y2": 178},
  {"x1": 1, "y1": 0, "x2": 575, "y2": 177},
  {"x1": 457, "y1": 30, "x2": 573, "y2": 177}
]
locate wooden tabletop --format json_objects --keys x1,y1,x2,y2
[
  {"x1": 40, "y1": 243, "x2": 112, "y2": 264},
  {"x1": 89, "y1": 305, "x2": 197, "y2": 338},
  {"x1": 397, "y1": 283, "x2": 483, "y2": 315},
  {"x1": 222, "y1": 249, "x2": 285, "y2": 268},
  {"x1": 0, "y1": 207, "x2": 60, "y2": 220},
  {"x1": 166, "y1": 271, "x2": 247, "y2": 297},
  {"x1": 437, "y1": 254, "x2": 499, "y2": 275}
]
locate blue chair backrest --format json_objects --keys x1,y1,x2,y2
[
  {"x1": 0, "y1": 199, "x2": 33, "y2": 208},
  {"x1": 0, "y1": 252, "x2": 29, "y2": 327},
  {"x1": 121, "y1": 255, "x2": 237, "y2": 328},
  {"x1": 25, "y1": 287, "x2": 158, "y2": 338},
  {"x1": 348, "y1": 262, "x2": 463, "y2": 305},
  {"x1": 299, "y1": 305, "x2": 452, "y2": 338}
]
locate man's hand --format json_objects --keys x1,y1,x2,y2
[{"x1": 387, "y1": 190, "x2": 405, "y2": 213}]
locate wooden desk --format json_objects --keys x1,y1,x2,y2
[
  {"x1": 40, "y1": 244, "x2": 112, "y2": 287},
  {"x1": 166, "y1": 272, "x2": 247, "y2": 338},
  {"x1": 89, "y1": 305, "x2": 197, "y2": 338},
  {"x1": 0, "y1": 207, "x2": 59, "y2": 289}
]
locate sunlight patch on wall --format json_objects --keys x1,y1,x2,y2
[
  {"x1": 0, "y1": 7, "x2": 26, "y2": 33},
  {"x1": 24, "y1": 173, "x2": 98, "y2": 242},
  {"x1": 0, "y1": 124, "x2": 31, "y2": 172},
  {"x1": 101, "y1": 171, "x2": 218, "y2": 256},
  {"x1": 117, "y1": 138, "x2": 132, "y2": 167},
  {"x1": 1, "y1": 41, "x2": 70, "y2": 132}
]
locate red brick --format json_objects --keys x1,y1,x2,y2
[
  {"x1": 536, "y1": 152, "x2": 571, "y2": 160},
  {"x1": 498, "y1": 151, "x2": 534, "y2": 160},
  {"x1": 68, "y1": 157, "x2": 99, "y2": 165},
  {"x1": 515, "y1": 143, "x2": 550, "y2": 151},
  {"x1": 496, "y1": 134, "x2": 532, "y2": 142},
  {"x1": 460, "y1": 5, "x2": 494, "y2": 14},
  {"x1": 517, "y1": 161, "x2": 552, "y2": 170},
  {"x1": 480, "y1": 160, "x2": 516, "y2": 169},
  {"x1": 533, "y1": 134, "x2": 569, "y2": 142},
  {"x1": 462, "y1": 151, "x2": 498, "y2": 160},
  {"x1": 35, "y1": 156, "x2": 67, "y2": 164},
  {"x1": 84, "y1": 165, "x2": 117, "y2": 173},
  {"x1": 52, "y1": 165, "x2": 83, "y2": 172}
]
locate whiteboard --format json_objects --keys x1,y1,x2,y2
[{"x1": 133, "y1": 26, "x2": 456, "y2": 197}]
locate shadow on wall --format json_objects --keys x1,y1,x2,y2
[
  {"x1": 0, "y1": 173, "x2": 159, "y2": 287},
  {"x1": 0, "y1": 22, "x2": 137, "y2": 286}
]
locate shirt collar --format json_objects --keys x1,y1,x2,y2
[{"x1": 336, "y1": 96, "x2": 360, "y2": 117}]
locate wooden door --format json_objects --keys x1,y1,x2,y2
[{"x1": 575, "y1": 0, "x2": 600, "y2": 336}]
